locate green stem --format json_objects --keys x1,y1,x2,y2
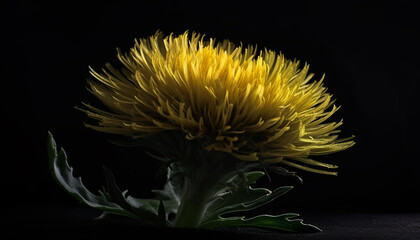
[
  {"x1": 173, "y1": 177, "x2": 211, "y2": 228},
  {"x1": 171, "y1": 150, "x2": 240, "y2": 228}
]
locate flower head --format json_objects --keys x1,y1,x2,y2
[{"x1": 81, "y1": 31, "x2": 354, "y2": 175}]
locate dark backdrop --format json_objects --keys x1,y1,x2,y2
[{"x1": 1, "y1": 1, "x2": 418, "y2": 216}]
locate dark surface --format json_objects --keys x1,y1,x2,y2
[{"x1": 3, "y1": 206, "x2": 420, "y2": 239}]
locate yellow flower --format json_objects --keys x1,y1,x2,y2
[{"x1": 81, "y1": 31, "x2": 354, "y2": 175}]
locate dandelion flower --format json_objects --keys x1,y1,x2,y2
[
  {"x1": 81, "y1": 31, "x2": 354, "y2": 175},
  {"x1": 48, "y1": 31, "x2": 355, "y2": 231}
]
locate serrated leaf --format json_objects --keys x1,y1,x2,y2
[
  {"x1": 102, "y1": 166, "x2": 166, "y2": 226},
  {"x1": 198, "y1": 169, "x2": 320, "y2": 232},
  {"x1": 47, "y1": 131, "x2": 138, "y2": 219},
  {"x1": 201, "y1": 171, "x2": 292, "y2": 224},
  {"x1": 200, "y1": 213, "x2": 321, "y2": 232},
  {"x1": 48, "y1": 131, "x2": 168, "y2": 226},
  {"x1": 152, "y1": 166, "x2": 183, "y2": 221}
]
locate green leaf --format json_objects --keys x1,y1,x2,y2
[
  {"x1": 201, "y1": 171, "x2": 292, "y2": 223},
  {"x1": 198, "y1": 170, "x2": 321, "y2": 232},
  {"x1": 47, "y1": 131, "x2": 165, "y2": 226},
  {"x1": 47, "y1": 131, "x2": 136, "y2": 218},
  {"x1": 232, "y1": 186, "x2": 293, "y2": 213},
  {"x1": 152, "y1": 166, "x2": 183, "y2": 222},
  {"x1": 200, "y1": 213, "x2": 322, "y2": 233},
  {"x1": 101, "y1": 166, "x2": 167, "y2": 226}
]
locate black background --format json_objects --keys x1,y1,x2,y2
[{"x1": 1, "y1": 0, "x2": 419, "y2": 219}]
